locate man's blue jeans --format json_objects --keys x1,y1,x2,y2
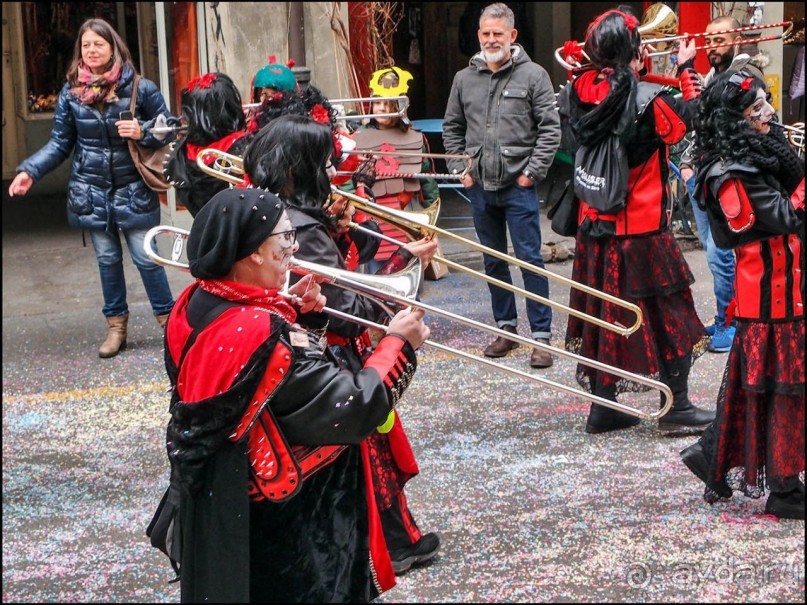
[
  {"x1": 686, "y1": 175, "x2": 736, "y2": 326},
  {"x1": 90, "y1": 228, "x2": 175, "y2": 318},
  {"x1": 466, "y1": 182, "x2": 552, "y2": 339}
]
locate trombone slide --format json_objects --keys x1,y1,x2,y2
[
  {"x1": 289, "y1": 256, "x2": 673, "y2": 420},
  {"x1": 331, "y1": 185, "x2": 644, "y2": 337}
]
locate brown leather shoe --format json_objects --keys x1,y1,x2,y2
[
  {"x1": 530, "y1": 338, "x2": 553, "y2": 368},
  {"x1": 483, "y1": 324, "x2": 520, "y2": 358}
]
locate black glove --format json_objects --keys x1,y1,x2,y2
[{"x1": 353, "y1": 157, "x2": 377, "y2": 190}]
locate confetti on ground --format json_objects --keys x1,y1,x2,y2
[{"x1": 3, "y1": 223, "x2": 803, "y2": 603}]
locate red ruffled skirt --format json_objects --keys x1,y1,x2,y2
[{"x1": 565, "y1": 231, "x2": 709, "y2": 393}]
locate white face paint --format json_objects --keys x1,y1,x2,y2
[
  {"x1": 257, "y1": 212, "x2": 299, "y2": 289},
  {"x1": 743, "y1": 89, "x2": 775, "y2": 134}
]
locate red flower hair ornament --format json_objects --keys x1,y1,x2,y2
[
  {"x1": 310, "y1": 104, "x2": 330, "y2": 125},
  {"x1": 739, "y1": 77, "x2": 754, "y2": 91},
  {"x1": 184, "y1": 73, "x2": 217, "y2": 92}
]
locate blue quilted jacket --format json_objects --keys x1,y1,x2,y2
[{"x1": 17, "y1": 65, "x2": 174, "y2": 231}]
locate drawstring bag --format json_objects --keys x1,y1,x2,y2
[{"x1": 573, "y1": 132, "x2": 629, "y2": 214}]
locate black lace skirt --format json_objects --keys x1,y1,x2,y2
[
  {"x1": 705, "y1": 318, "x2": 805, "y2": 501},
  {"x1": 565, "y1": 230, "x2": 709, "y2": 393}
]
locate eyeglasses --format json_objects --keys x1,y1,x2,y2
[{"x1": 269, "y1": 229, "x2": 297, "y2": 248}]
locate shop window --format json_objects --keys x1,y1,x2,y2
[{"x1": 20, "y1": 2, "x2": 140, "y2": 114}]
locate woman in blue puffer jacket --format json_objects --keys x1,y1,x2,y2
[{"x1": 9, "y1": 18, "x2": 176, "y2": 359}]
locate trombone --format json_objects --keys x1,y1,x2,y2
[
  {"x1": 771, "y1": 122, "x2": 805, "y2": 159},
  {"x1": 195, "y1": 148, "x2": 645, "y2": 337},
  {"x1": 142, "y1": 225, "x2": 673, "y2": 420},
  {"x1": 243, "y1": 95, "x2": 410, "y2": 122},
  {"x1": 336, "y1": 148, "x2": 473, "y2": 180}
]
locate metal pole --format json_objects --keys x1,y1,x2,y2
[{"x1": 288, "y1": 2, "x2": 306, "y2": 66}]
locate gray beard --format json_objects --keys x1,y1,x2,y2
[{"x1": 481, "y1": 46, "x2": 508, "y2": 64}]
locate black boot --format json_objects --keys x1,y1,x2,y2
[
  {"x1": 658, "y1": 355, "x2": 715, "y2": 431},
  {"x1": 585, "y1": 383, "x2": 641, "y2": 434},
  {"x1": 765, "y1": 479, "x2": 805, "y2": 520},
  {"x1": 679, "y1": 423, "x2": 732, "y2": 498}
]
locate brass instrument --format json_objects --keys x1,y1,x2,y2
[
  {"x1": 142, "y1": 225, "x2": 673, "y2": 420},
  {"x1": 772, "y1": 122, "x2": 805, "y2": 159},
  {"x1": 555, "y1": 1, "x2": 795, "y2": 70},
  {"x1": 243, "y1": 95, "x2": 410, "y2": 122},
  {"x1": 195, "y1": 148, "x2": 645, "y2": 337},
  {"x1": 336, "y1": 148, "x2": 473, "y2": 180}
]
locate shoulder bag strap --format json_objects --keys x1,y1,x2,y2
[{"x1": 130, "y1": 73, "x2": 140, "y2": 115}]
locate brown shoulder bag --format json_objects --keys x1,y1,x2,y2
[{"x1": 127, "y1": 74, "x2": 172, "y2": 192}]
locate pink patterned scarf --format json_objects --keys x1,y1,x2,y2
[{"x1": 70, "y1": 62, "x2": 121, "y2": 106}]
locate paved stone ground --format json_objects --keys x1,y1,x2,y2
[{"x1": 2, "y1": 189, "x2": 804, "y2": 603}]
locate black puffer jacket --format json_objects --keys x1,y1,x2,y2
[{"x1": 17, "y1": 64, "x2": 174, "y2": 232}]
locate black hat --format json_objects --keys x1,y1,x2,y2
[{"x1": 188, "y1": 188, "x2": 285, "y2": 279}]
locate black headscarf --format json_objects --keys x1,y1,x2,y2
[{"x1": 188, "y1": 188, "x2": 285, "y2": 279}]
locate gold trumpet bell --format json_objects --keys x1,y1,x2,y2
[{"x1": 639, "y1": 2, "x2": 679, "y2": 53}]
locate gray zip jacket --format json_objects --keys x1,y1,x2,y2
[{"x1": 443, "y1": 44, "x2": 560, "y2": 191}]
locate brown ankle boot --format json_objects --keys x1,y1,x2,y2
[
  {"x1": 483, "y1": 324, "x2": 520, "y2": 358},
  {"x1": 156, "y1": 313, "x2": 170, "y2": 329},
  {"x1": 99, "y1": 315, "x2": 128, "y2": 358},
  {"x1": 530, "y1": 338, "x2": 553, "y2": 368}
]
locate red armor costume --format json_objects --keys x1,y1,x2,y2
[
  {"x1": 342, "y1": 67, "x2": 439, "y2": 268},
  {"x1": 351, "y1": 126, "x2": 438, "y2": 261}
]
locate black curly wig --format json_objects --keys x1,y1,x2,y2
[
  {"x1": 693, "y1": 70, "x2": 804, "y2": 194},
  {"x1": 251, "y1": 84, "x2": 337, "y2": 133},
  {"x1": 181, "y1": 73, "x2": 246, "y2": 146}
]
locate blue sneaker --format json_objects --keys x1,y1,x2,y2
[
  {"x1": 705, "y1": 323, "x2": 717, "y2": 337},
  {"x1": 709, "y1": 324, "x2": 736, "y2": 353}
]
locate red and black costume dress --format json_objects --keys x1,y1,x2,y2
[
  {"x1": 164, "y1": 130, "x2": 250, "y2": 217},
  {"x1": 284, "y1": 201, "x2": 429, "y2": 560},
  {"x1": 150, "y1": 279, "x2": 418, "y2": 602},
  {"x1": 558, "y1": 70, "x2": 708, "y2": 396},
  {"x1": 695, "y1": 155, "x2": 804, "y2": 501}
]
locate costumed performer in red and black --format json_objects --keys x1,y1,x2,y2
[{"x1": 146, "y1": 187, "x2": 430, "y2": 602}]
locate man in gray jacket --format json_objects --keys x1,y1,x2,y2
[{"x1": 443, "y1": 2, "x2": 560, "y2": 368}]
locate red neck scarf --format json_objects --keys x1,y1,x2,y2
[
  {"x1": 186, "y1": 130, "x2": 248, "y2": 163},
  {"x1": 198, "y1": 278, "x2": 297, "y2": 324}
]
